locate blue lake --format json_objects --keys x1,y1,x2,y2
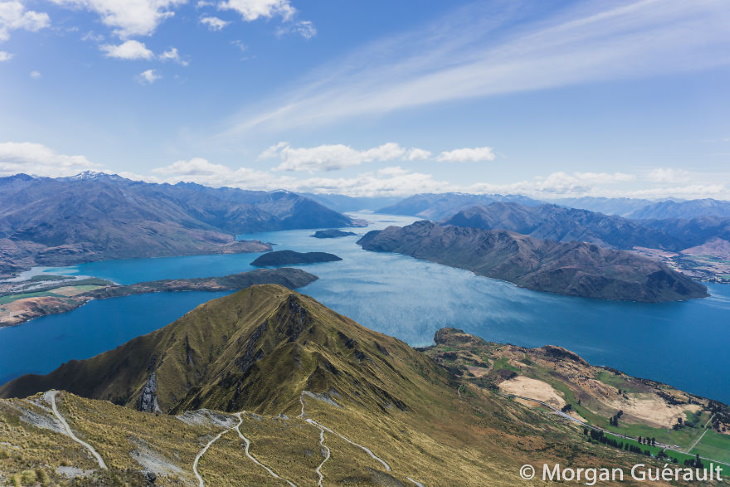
[{"x1": 1, "y1": 212, "x2": 728, "y2": 404}]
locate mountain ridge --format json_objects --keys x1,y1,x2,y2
[
  {"x1": 0, "y1": 173, "x2": 355, "y2": 278},
  {"x1": 357, "y1": 221, "x2": 707, "y2": 302}
]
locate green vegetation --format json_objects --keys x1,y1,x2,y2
[
  {"x1": 595, "y1": 370, "x2": 642, "y2": 393},
  {"x1": 691, "y1": 430, "x2": 730, "y2": 464},
  {"x1": 0, "y1": 291, "x2": 60, "y2": 304},
  {"x1": 28, "y1": 274, "x2": 69, "y2": 282},
  {"x1": 491, "y1": 357, "x2": 520, "y2": 373}
]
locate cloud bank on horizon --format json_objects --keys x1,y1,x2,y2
[
  {"x1": 0, "y1": 0, "x2": 729, "y2": 199},
  {"x1": 0, "y1": 140, "x2": 727, "y2": 200}
]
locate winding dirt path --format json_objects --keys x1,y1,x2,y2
[
  {"x1": 300, "y1": 392, "x2": 392, "y2": 472},
  {"x1": 44, "y1": 390, "x2": 107, "y2": 470},
  {"x1": 193, "y1": 428, "x2": 230, "y2": 487},
  {"x1": 313, "y1": 427, "x2": 331, "y2": 487},
  {"x1": 233, "y1": 412, "x2": 297, "y2": 487}
]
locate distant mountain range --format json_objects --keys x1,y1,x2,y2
[
  {"x1": 377, "y1": 192, "x2": 542, "y2": 220},
  {"x1": 0, "y1": 173, "x2": 355, "y2": 278},
  {"x1": 627, "y1": 198, "x2": 730, "y2": 220},
  {"x1": 301, "y1": 192, "x2": 402, "y2": 213},
  {"x1": 550, "y1": 197, "x2": 654, "y2": 217},
  {"x1": 445, "y1": 202, "x2": 685, "y2": 250},
  {"x1": 376, "y1": 192, "x2": 730, "y2": 221},
  {"x1": 358, "y1": 221, "x2": 707, "y2": 302},
  {"x1": 1, "y1": 285, "x2": 725, "y2": 485},
  {"x1": 376, "y1": 195, "x2": 730, "y2": 259}
]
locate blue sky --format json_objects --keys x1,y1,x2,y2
[{"x1": 1, "y1": 0, "x2": 729, "y2": 198}]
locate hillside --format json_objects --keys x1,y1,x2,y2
[
  {"x1": 445, "y1": 202, "x2": 683, "y2": 250},
  {"x1": 357, "y1": 221, "x2": 707, "y2": 302},
  {"x1": 378, "y1": 192, "x2": 541, "y2": 220},
  {"x1": 0, "y1": 286, "x2": 703, "y2": 486},
  {"x1": 0, "y1": 173, "x2": 354, "y2": 278},
  {"x1": 424, "y1": 328, "x2": 730, "y2": 465}
]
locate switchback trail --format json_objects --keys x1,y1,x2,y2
[
  {"x1": 44, "y1": 390, "x2": 107, "y2": 470},
  {"x1": 298, "y1": 391, "x2": 428, "y2": 485},
  {"x1": 313, "y1": 426, "x2": 330, "y2": 487},
  {"x1": 233, "y1": 412, "x2": 297, "y2": 487},
  {"x1": 193, "y1": 427, "x2": 230, "y2": 487}
]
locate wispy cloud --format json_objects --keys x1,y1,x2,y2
[
  {"x1": 200, "y1": 16, "x2": 229, "y2": 31},
  {"x1": 136, "y1": 68, "x2": 161, "y2": 85},
  {"x1": 260, "y1": 142, "x2": 498, "y2": 172},
  {"x1": 225, "y1": 0, "x2": 730, "y2": 135}
]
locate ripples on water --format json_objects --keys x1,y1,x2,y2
[{"x1": 1, "y1": 212, "x2": 728, "y2": 403}]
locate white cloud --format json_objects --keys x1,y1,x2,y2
[
  {"x1": 136, "y1": 68, "x2": 161, "y2": 84},
  {"x1": 0, "y1": 1, "x2": 50, "y2": 42},
  {"x1": 0, "y1": 142, "x2": 98, "y2": 177},
  {"x1": 200, "y1": 15, "x2": 229, "y2": 30},
  {"x1": 151, "y1": 158, "x2": 450, "y2": 196},
  {"x1": 437, "y1": 147, "x2": 495, "y2": 163},
  {"x1": 153, "y1": 157, "x2": 230, "y2": 176},
  {"x1": 227, "y1": 0, "x2": 730, "y2": 134},
  {"x1": 159, "y1": 47, "x2": 188, "y2": 65},
  {"x1": 146, "y1": 157, "x2": 730, "y2": 200},
  {"x1": 406, "y1": 148, "x2": 432, "y2": 161},
  {"x1": 277, "y1": 19, "x2": 315, "y2": 39},
  {"x1": 0, "y1": 50, "x2": 11, "y2": 61},
  {"x1": 219, "y1": 0, "x2": 295, "y2": 22},
  {"x1": 262, "y1": 142, "x2": 436, "y2": 172},
  {"x1": 647, "y1": 168, "x2": 691, "y2": 183},
  {"x1": 29, "y1": 70, "x2": 41, "y2": 79},
  {"x1": 101, "y1": 40, "x2": 154, "y2": 60},
  {"x1": 49, "y1": 0, "x2": 185, "y2": 38}
]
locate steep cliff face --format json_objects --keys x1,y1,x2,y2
[{"x1": 358, "y1": 221, "x2": 708, "y2": 302}]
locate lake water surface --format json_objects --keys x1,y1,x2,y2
[{"x1": 1, "y1": 212, "x2": 728, "y2": 404}]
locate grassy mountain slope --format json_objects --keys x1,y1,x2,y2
[
  {"x1": 0, "y1": 285, "x2": 446, "y2": 416},
  {"x1": 357, "y1": 221, "x2": 707, "y2": 302},
  {"x1": 0, "y1": 286, "x2": 697, "y2": 486}
]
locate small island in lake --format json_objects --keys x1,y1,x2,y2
[
  {"x1": 311, "y1": 229, "x2": 357, "y2": 239},
  {"x1": 251, "y1": 250, "x2": 343, "y2": 266}
]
